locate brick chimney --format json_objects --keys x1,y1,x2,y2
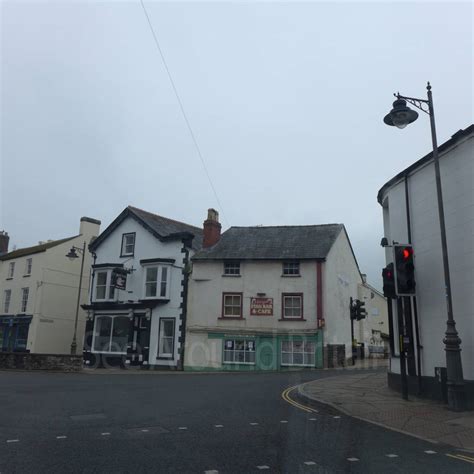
[
  {"x1": 0, "y1": 231, "x2": 9, "y2": 255},
  {"x1": 203, "y1": 209, "x2": 221, "y2": 248}
]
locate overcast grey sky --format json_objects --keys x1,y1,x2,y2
[{"x1": 1, "y1": 1, "x2": 472, "y2": 288}]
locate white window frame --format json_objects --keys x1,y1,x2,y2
[
  {"x1": 223, "y1": 338, "x2": 256, "y2": 365},
  {"x1": 20, "y1": 287, "x2": 29, "y2": 313},
  {"x1": 25, "y1": 258, "x2": 32, "y2": 276},
  {"x1": 283, "y1": 261, "x2": 300, "y2": 276},
  {"x1": 157, "y1": 318, "x2": 175, "y2": 359},
  {"x1": 91, "y1": 314, "x2": 130, "y2": 354},
  {"x1": 93, "y1": 269, "x2": 117, "y2": 302},
  {"x1": 282, "y1": 294, "x2": 303, "y2": 319},
  {"x1": 3, "y1": 289, "x2": 11, "y2": 313},
  {"x1": 223, "y1": 262, "x2": 240, "y2": 275},
  {"x1": 8, "y1": 262, "x2": 15, "y2": 278},
  {"x1": 121, "y1": 233, "x2": 135, "y2": 257},
  {"x1": 281, "y1": 340, "x2": 315, "y2": 367},
  {"x1": 142, "y1": 264, "x2": 170, "y2": 300},
  {"x1": 222, "y1": 293, "x2": 242, "y2": 318}
]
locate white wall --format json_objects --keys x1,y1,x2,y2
[
  {"x1": 323, "y1": 229, "x2": 363, "y2": 359},
  {"x1": 187, "y1": 260, "x2": 319, "y2": 332},
  {"x1": 92, "y1": 216, "x2": 186, "y2": 365},
  {"x1": 381, "y1": 133, "x2": 473, "y2": 380}
]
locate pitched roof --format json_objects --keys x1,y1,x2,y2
[
  {"x1": 0, "y1": 236, "x2": 77, "y2": 261},
  {"x1": 90, "y1": 206, "x2": 203, "y2": 251},
  {"x1": 192, "y1": 224, "x2": 344, "y2": 261}
]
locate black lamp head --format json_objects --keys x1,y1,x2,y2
[
  {"x1": 66, "y1": 248, "x2": 79, "y2": 260},
  {"x1": 384, "y1": 98, "x2": 419, "y2": 129}
]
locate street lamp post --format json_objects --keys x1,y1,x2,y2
[
  {"x1": 66, "y1": 241, "x2": 86, "y2": 355},
  {"x1": 384, "y1": 82, "x2": 466, "y2": 411}
]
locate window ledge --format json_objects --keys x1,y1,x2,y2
[
  {"x1": 23, "y1": 274, "x2": 31, "y2": 278},
  {"x1": 156, "y1": 356, "x2": 174, "y2": 360},
  {"x1": 281, "y1": 274, "x2": 301, "y2": 277},
  {"x1": 5, "y1": 278, "x2": 13, "y2": 280},
  {"x1": 218, "y1": 317, "x2": 245, "y2": 320},
  {"x1": 222, "y1": 274, "x2": 241, "y2": 277},
  {"x1": 278, "y1": 318, "x2": 307, "y2": 322}
]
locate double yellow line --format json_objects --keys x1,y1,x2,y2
[
  {"x1": 446, "y1": 453, "x2": 474, "y2": 464},
  {"x1": 281, "y1": 384, "x2": 318, "y2": 413}
]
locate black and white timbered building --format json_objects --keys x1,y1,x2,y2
[{"x1": 82, "y1": 206, "x2": 202, "y2": 369}]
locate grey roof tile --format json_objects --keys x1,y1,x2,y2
[{"x1": 192, "y1": 224, "x2": 343, "y2": 261}]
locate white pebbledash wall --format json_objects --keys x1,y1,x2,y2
[
  {"x1": 380, "y1": 131, "x2": 473, "y2": 381},
  {"x1": 91, "y1": 216, "x2": 189, "y2": 366}
]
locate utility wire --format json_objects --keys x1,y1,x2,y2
[{"x1": 139, "y1": 0, "x2": 229, "y2": 227}]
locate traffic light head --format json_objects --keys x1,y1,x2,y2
[
  {"x1": 393, "y1": 244, "x2": 416, "y2": 296},
  {"x1": 382, "y1": 262, "x2": 396, "y2": 298}
]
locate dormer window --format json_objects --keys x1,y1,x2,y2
[
  {"x1": 224, "y1": 262, "x2": 240, "y2": 276},
  {"x1": 121, "y1": 233, "x2": 135, "y2": 257},
  {"x1": 283, "y1": 261, "x2": 300, "y2": 276}
]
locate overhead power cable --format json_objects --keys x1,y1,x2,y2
[{"x1": 139, "y1": 0, "x2": 229, "y2": 226}]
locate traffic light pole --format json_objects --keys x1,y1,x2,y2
[
  {"x1": 350, "y1": 297, "x2": 355, "y2": 366},
  {"x1": 397, "y1": 297, "x2": 409, "y2": 401}
]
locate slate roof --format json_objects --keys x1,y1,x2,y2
[
  {"x1": 0, "y1": 236, "x2": 78, "y2": 261},
  {"x1": 90, "y1": 206, "x2": 203, "y2": 252},
  {"x1": 192, "y1": 224, "x2": 344, "y2": 261}
]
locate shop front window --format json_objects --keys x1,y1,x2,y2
[{"x1": 93, "y1": 315, "x2": 129, "y2": 353}]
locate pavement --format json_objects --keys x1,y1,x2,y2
[
  {"x1": 297, "y1": 370, "x2": 474, "y2": 452},
  {"x1": 1, "y1": 368, "x2": 473, "y2": 473}
]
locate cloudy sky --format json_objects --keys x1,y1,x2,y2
[{"x1": 1, "y1": 1, "x2": 472, "y2": 288}]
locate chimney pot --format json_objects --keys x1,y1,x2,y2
[{"x1": 202, "y1": 208, "x2": 221, "y2": 248}]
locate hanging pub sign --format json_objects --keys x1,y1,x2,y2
[
  {"x1": 250, "y1": 297, "x2": 273, "y2": 316},
  {"x1": 112, "y1": 268, "x2": 127, "y2": 290}
]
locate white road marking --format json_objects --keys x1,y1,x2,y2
[
  {"x1": 309, "y1": 417, "x2": 317, "y2": 421},
  {"x1": 347, "y1": 457, "x2": 359, "y2": 462},
  {"x1": 256, "y1": 466, "x2": 270, "y2": 470},
  {"x1": 204, "y1": 471, "x2": 219, "y2": 474},
  {"x1": 333, "y1": 416, "x2": 341, "y2": 419},
  {"x1": 141, "y1": 429, "x2": 149, "y2": 433},
  {"x1": 386, "y1": 454, "x2": 399, "y2": 458},
  {"x1": 214, "y1": 424, "x2": 223, "y2": 428},
  {"x1": 280, "y1": 420, "x2": 288, "y2": 423},
  {"x1": 424, "y1": 450, "x2": 436, "y2": 454},
  {"x1": 56, "y1": 436, "x2": 67, "y2": 439},
  {"x1": 178, "y1": 427, "x2": 188, "y2": 430},
  {"x1": 304, "y1": 461, "x2": 316, "y2": 465},
  {"x1": 101, "y1": 432, "x2": 111, "y2": 436},
  {"x1": 6, "y1": 439, "x2": 19, "y2": 443},
  {"x1": 250, "y1": 422, "x2": 259, "y2": 426}
]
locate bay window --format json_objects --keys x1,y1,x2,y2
[
  {"x1": 143, "y1": 265, "x2": 170, "y2": 299},
  {"x1": 94, "y1": 270, "x2": 116, "y2": 301},
  {"x1": 93, "y1": 315, "x2": 129, "y2": 353}
]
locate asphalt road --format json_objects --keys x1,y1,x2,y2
[{"x1": 0, "y1": 368, "x2": 471, "y2": 474}]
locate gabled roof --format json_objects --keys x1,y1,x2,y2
[
  {"x1": 192, "y1": 224, "x2": 344, "y2": 261},
  {"x1": 90, "y1": 206, "x2": 203, "y2": 252},
  {"x1": 0, "y1": 236, "x2": 78, "y2": 261}
]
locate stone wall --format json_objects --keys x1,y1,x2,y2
[{"x1": 0, "y1": 352, "x2": 82, "y2": 372}]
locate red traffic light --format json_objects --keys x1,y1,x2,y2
[{"x1": 402, "y1": 248, "x2": 412, "y2": 259}]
